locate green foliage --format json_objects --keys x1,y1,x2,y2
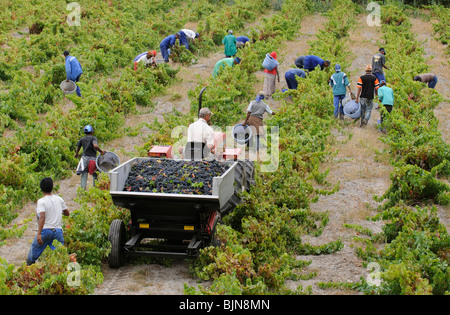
[
  {"x1": 346, "y1": 4, "x2": 450, "y2": 296},
  {"x1": 64, "y1": 174, "x2": 130, "y2": 266},
  {"x1": 0, "y1": 243, "x2": 103, "y2": 295}
]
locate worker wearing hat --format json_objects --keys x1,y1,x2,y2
[
  {"x1": 133, "y1": 50, "x2": 157, "y2": 70},
  {"x1": 242, "y1": 91, "x2": 276, "y2": 151},
  {"x1": 356, "y1": 65, "x2": 380, "y2": 127},
  {"x1": 212, "y1": 56, "x2": 241, "y2": 78},
  {"x1": 222, "y1": 30, "x2": 237, "y2": 58},
  {"x1": 329, "y1": 64, "x2": 352, "y2": 119},
  {"x1": 372, "y1": 47, "x2": 389, "y2": 83},
  {"x1": 75, "y1": 125, "x2": 105, "y2": 190}
]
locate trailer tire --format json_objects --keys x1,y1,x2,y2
[
  {"x1": 244, "y1": 160, "x2": 255, "y2": 192},
  {"x1": 234, "y1": 160, "x2": 245, "y2": 193},
  {"x1": 210, "y1": 213, "x2": 222, "y2": 247},
  {"x1": 108, "y1": 219, "x2": 126, "y2": 268}
]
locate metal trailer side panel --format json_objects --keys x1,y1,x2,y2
[{"x1": 108, "y1": 158, "x2": 237, "y2": 210}]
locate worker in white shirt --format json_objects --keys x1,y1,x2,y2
[
  {"x1": 133, "y1": 51, "x2": 157, "y2": 70},
  {"x1": 180, "y1": 29, "x2": 199, "y2": 40},
  {"x1": 183, "y1": 108, "x2": 215, "y2": 159}
]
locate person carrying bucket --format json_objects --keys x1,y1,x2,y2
[
  {"x1": 75, "y1": 125, "x2": 105, "y2": 190},
  {"x1": 328, "y1": 64, "x2": 352, "y2": 120},
  {"x1": 262, "y1": 51, "x2": 280, "y2": 98},
  {"x1": 64, "y1": 50, "x2": 83, "y2": 97},
  {"x1": 242, "y1": 91, "x2": 276, "y2": 151}
]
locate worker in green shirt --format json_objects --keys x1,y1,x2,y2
[
  {"x1": 222, "y1": 30, "x2": 237, "y2": 57},
  {"x1": 212, "y1": 57, "x2": 241, "y2": 78},
  {"x1": 377, "y1": 80, "x2": 394, "y2": 128}
]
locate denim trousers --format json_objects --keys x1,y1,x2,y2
[
  {"x1": 27, "y1": 228, "x2": 64, "y2": 265},
  {"x1": 428, "y1": 76, "x2": 438, "y2": 89},
  {"x1": 333, "y1": 94, "x2": 345, "y2": 118},
  {"x1": 74, "y1": 75, "x2": 82, "y2": 97}
]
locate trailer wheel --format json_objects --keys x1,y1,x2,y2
[
  {"x1": 244, "y1": 160, "x2": 255, "y2": 192},
  {"x1": 108, "y1": 219, "x2": 126, "y2": 268},
  {"x1": 234, "y1": 160, "x2": 246, "y2": 193},
  {"x1": 210, "y1": 213, "x2": 222, "y2": 247}
]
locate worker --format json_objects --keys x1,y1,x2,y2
[
  {"x1": 222, "y1": 30, "x2": 237, "y2": 58},
  {"x1": 285, "y1": 68, "x2": 306, "y2": 90},
  {"x1": 243, "y1": 91, "x2": 276, "y2": 151},
  {"x1": 236, "y1": 35, "x2": 250, "y2": 49},
  {"x1": 356, "y1": 65, "x2": 380, "y2": 127},
  {"x1": 180, "y1": 29, "x2": 200, "y2": 41},
  {"x1": 263, "y1": 51, "x2": 280, "y2": 98},
  {"x1": 26, "y1": 177, "x2": 70, "y2": 266},
  {"x1": 329, "y1": 64, "x2": 352, "y2": 119},
  {"x1": 160, "y1": 33, "x2": 180, "y2": 63},
  {"x1": 133, "y1": 51, "x2": 157, "y2": 70},
  {"x1": 186, "y1": 107, "x2": 215, "y2": 159},
  {"x1": 75, "y1": 125, "x2": 105, "y2": 190},
  {"x1": 295, "y1": 55, "x2": 330, "y2": 72},
  {"x1": 176, "y1": 31, "x2": 190, "y2": 50},
  {"x1": 212, "y1": 57, "x2": 241, "y2": 78},
  {"x1": 64, "y1": 50, "x2": 83, "y2": 97},
  {"x1": 377, "y1": 80, "x2": 394, "y2": 128},
  {"x1": 414, "y1": 73, "x2": 438, "y2": 89},
  {"x1": 372, "y1": 48, "x2": 389, "y2": 83}
]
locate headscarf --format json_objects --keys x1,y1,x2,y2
[{"x1": 255, "y1": 91, "x2": 265, "y2": 103}]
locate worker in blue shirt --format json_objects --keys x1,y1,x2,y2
[
  {"x1": 177, "y1": 31, "x2": 190, "y2": 50},
  {"x1": 285, "y1": 68, "x2": 306, "y2": 90},
  {"x1": 236, "y1": 36, "x2": 250, "y2": 48},
  {"x1": 160, "y1": 33, "x2": 180, "y2": 63},
  {"x1": 64, "y1": 50, "x2": 83, "y2": 97},
  {"x1": 295, "y1": 55, "x2": 330, "y2": 72}
]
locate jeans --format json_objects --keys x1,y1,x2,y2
[
  {"x1": 74, "y1": 75, "x2": 82, "y2": 97},
  {"x1": 360, "y1": 98, "x2": 374, "y2": 125},
  {"x1": 373, "y1": 72, "x2": 385, "y2": 83},
  {"x1": 428, "y1": 75, "x2": 438, "y2": 89},
  {"x1": 333, "y1": 95, "x2": 345, "y2": 118},
  {"x1": 27, "y1": 228, "x2": 64, "y2": 265},
  {"x1": 160, "y1": 44, "x2": 170, "y2": 62}
]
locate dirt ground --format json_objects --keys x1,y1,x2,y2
[{"x1": 0, "y1": 13, "x2": 448, "y2": 295}]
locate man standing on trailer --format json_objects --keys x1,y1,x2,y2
[{"x1": 185, "y1": 107, "x2": 215, "y2": 159}]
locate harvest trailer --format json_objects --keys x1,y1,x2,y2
[{"x1": 106, "y1": 157, "x2": 253, "y2": 268}]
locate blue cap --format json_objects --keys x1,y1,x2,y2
[
  {"x1": 335, "y1": 64, "x2": 341, "y2": 72},
  {"x1": 234, "y1": 57, "x2": 241, "y2": 64},
  {"x1": 84, "y1": 125, "x2": 93, "y2": 133}
]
